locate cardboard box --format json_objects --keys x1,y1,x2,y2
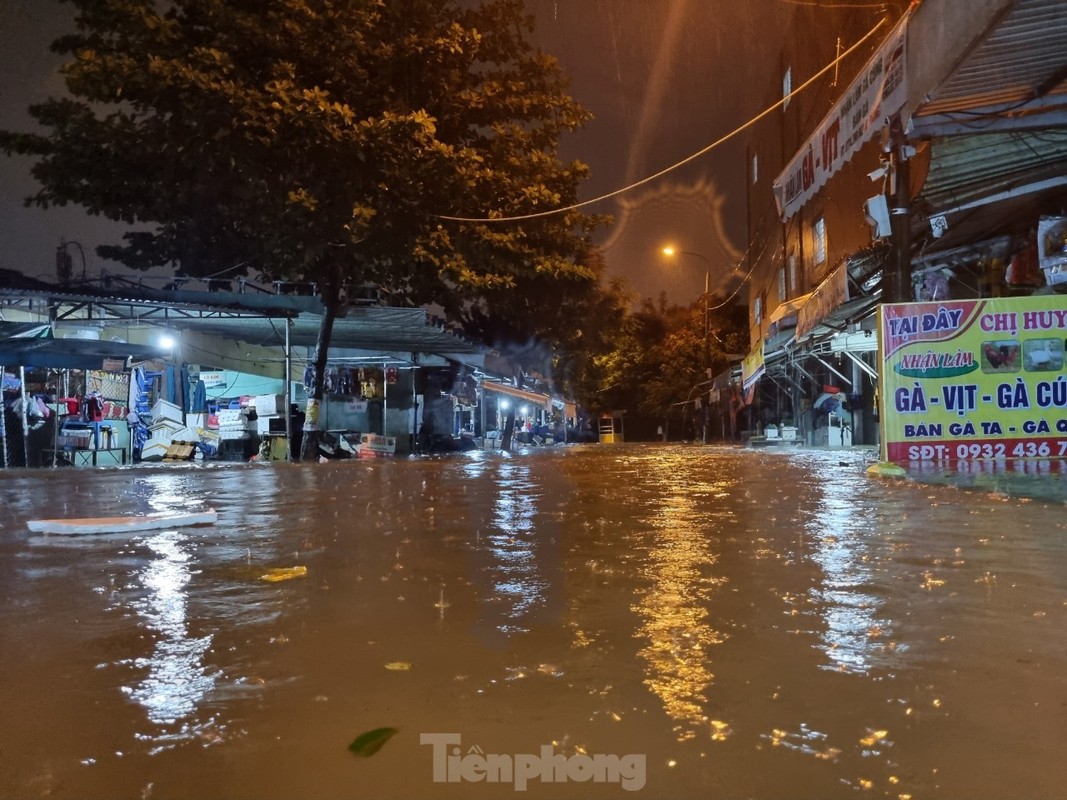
[{"x1": 196, "y1": 427, "x2": 221, "y2": 444}]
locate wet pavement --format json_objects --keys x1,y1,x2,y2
[{"x1": 1, "y1": 444, "x2": 1066, "y2": 799}]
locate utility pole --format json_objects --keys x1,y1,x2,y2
[{"x1": 884, "y1": 118, "x2": 912, "y2": 304}]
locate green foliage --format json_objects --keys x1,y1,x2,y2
[
  {"x1": 581, "y1": 293, "x2": 746, "y2": 419},
  {"x1": 0, "y1": 0, "x2": 604, "y2": 347}
]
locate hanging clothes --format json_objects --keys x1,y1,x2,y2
[
  {"x1": 162, "y1": 365, "x2": 177, "y2": 405},
  {"x1": 190, "y1": 380, "x2": 207, "y2": 413},
  {"x1": 127, "y1": 367, "x2": 152, "y2": 455},
  {"x1": 181, "y1": 365, "x2": 192, "y2": 412}
]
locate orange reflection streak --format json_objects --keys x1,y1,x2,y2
[{"x1": 631, "y1": 458, "x2": 729, "y2": 742}]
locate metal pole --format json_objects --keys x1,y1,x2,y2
[
  {"x1": 284, "y1": 318, "x2": 292, "y2": 461},
  {"x1": 381, "y1": 359, "x2": 388, "y2": 436},
  {"x1": 413, "y1": 359, "x2": 420, "y2": 453},
  {"x1": 0, "y1": 364, "x2": 7, "y2": 468},
  {"x1": 703, "y1": 268, "x2": 709, "y2": 444},
  {"x1": 51, "y1": 372, "x2": 60, "y2": 468},
  {"x1": 478, "y1": 378, "x2": 486, "y2": 445},
  {"x1": 20, "y1": 366, "x2": 30, "y2": 467}
]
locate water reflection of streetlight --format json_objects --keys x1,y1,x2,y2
[
  {"x1": 662, "y1": 246, "x2": 711, "y2": 443},
  {"x1": 804, "y1": 466, "x2": 897, "y2": 675},
  {"x1": 485, "y1": 462, "x2": 548, "y2": 635},
  {"x1": 632, "y1": 456, "x2": 729, "y2": 741},
  {"x1": 129, "y1": 529, "x2": 217, "y2": 732}
]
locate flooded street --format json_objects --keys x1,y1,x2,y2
[{"x1": 2, "y1": 445, "x2": 1066, "y2": 799}]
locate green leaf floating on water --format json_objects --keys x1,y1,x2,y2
[{"x1": 348, "y1": 727, "x2": 399, "y2": 757}]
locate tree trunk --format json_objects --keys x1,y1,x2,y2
[
  {"x1": 299, "y1": 288, "x2": 341, "y2": 462},
  {"x1": 500, "y1": 407, "x2": 516, "y2": 451}
]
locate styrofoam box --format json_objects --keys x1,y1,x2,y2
[
  {"x1": 151, "y1": 399, "x2": 183, "y2": 423},
  {"x1": 256, "y1": 414, "x2": 280, "y2": 434},
  {"x1": 217, "y1": 409, "x2": 246, "y2": 426},
  {"x1": 141, "y1": 441, "x2": 171, "y2": 460},
  {"x1": 254, "y1": 394, "x2": 286, "y2": 416},
  {"x1": 149, "y1": 418, "x2": 185, "y2": 436},
  {"x1": 219, "y1": 428, "x2": 250, "y2": 441}
]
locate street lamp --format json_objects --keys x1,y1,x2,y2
[{"x1": 662, "y1": 246, "x2": 711, "y2": 443}]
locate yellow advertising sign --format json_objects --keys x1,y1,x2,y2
[{"x1": 879, "y1": 296, "x2": 1067, "y2": 464}]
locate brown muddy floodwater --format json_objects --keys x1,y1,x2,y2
[{"x1": 1, "y1": 445, "x2": 1066, "y2": 800}]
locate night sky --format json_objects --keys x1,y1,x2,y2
[{"x1": 0, "y1": 0, "x2": 795, "y2": 304}]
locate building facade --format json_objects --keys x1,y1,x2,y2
[{"x1": 742, "y1": 0, "x2": 1067, "y2": 448}]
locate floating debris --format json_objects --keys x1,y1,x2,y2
[
  {"x1": 348, "y1": 727, "x2": 398, "y2": 757},
  {"x1": 259, "y1": 566, "x2": 308, "y2": 583}
]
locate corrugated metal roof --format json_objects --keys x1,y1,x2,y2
[
  {"x1": 917, "y1": 129, "x2": 1067, "y2": 211},
  {"x1": 913, "y1": 0, "x2": 1067, "y2": 126},
  {"x1": 0, "y1": 284, "x2": 486, "y2": 360},
  {"x1": 172, "y1": 306, "x2": 485, "y2": 356}
]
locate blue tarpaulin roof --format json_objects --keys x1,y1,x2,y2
[{"x1": 0, "y1": 325, "x2": 169, "y2": 370}]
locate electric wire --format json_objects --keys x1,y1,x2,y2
[{"x1": 435, "y1": 17, "x2": 889, "y2": 224}]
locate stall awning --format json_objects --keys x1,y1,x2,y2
[
  {"x1": 904, "y1": 0, "x2": 1067, "y2": 138},
  {"x1": 741, "y1": 343, "x2": 766, "y2": 391},
  {"x1": 767, "y1": 293, "x2": 813, "y2": 326},
  {"x1": 797, "y1": 264, "x2": 850, "y2": 340},
  {"x1": 481, "y1": 382, "x2": 553, "y2": 408},
  {"x1": 0, "y1": 337, "x2": 169, "y2": 370}
]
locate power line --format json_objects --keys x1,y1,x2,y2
[{"x1": 435, "y1": 17, "x2": 888, "y2": 224}]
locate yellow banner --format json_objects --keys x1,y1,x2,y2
[
  {"x1": 879, "y1": 296, "x2": 1067, "y2": 464},
  {"x1": 742, "y1": 342, "x2": 765, "y2": 391}
]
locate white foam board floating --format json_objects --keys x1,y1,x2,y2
[{"x1": 27, "y1": 509, "x2": 218, "y2": 535}]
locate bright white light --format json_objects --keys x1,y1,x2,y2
[
  {"x1": 499, "y1": 399, "x2": 510, "y2": 410},
  {"x1": 159, "y1": 334, "x2": 176, "y2": 349},
  {"x1": 520, "y1": 406, "x2": 529, "y2": 416}
]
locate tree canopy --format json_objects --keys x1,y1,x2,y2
[
  {"x1": 583, "y1": 292, "x2": 747, "y2": 425},
  {"x1": 1, "y1": 0, "x2": 604, "y2": 347}
]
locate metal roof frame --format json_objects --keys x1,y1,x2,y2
[{"x1": 1, "y1": 281, "x2": 488, "y2": 375}]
